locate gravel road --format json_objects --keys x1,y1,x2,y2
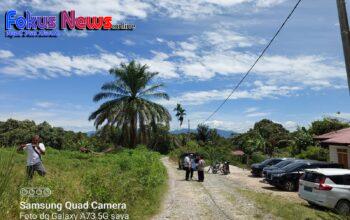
[{"x1": 153, "y1": 157, "x2": 276, "y2": 220}]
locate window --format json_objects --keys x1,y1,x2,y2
[
  {"x1": 343, "y1": 175, "x2": 350, "y2": 185},
  {"x1": 303, "y1": 172, "x2": 324, "y2": 183},
  {"x1": 329, "y1": 175, "x2": 350, "y2": 185}
]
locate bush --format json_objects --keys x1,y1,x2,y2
[
  {"x1": 296, "y1": 146, "x2": 329, "y2": 161},
  {"x1": 0, "y1": 147, "x2": 167, "y2": 220},
  {"x1": 250, "y1": 152, "x2": 268, "y2": 164}
]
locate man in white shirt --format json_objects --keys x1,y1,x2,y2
[
  {"x1": 17, "y1": 135, "x2": 46, "y2": 179},
  {"x1": 184, "y1": 154, "x2": 191, "y2": 181}
]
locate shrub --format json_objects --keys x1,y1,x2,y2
[
  {"x1": 0, "y1": 147, "x2": 167, "y2": 220},
  {"x1": 250, "y1": 152, "x2": 268, "y2": 164},
  {"x1": 296, "y1": 146, "x2": 329, "y2": 161}
]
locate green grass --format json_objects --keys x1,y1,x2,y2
[
  {"x1": 0, "y1": 146, "x2": 167, "y2": 220},
  {"x1": 237, "y1": 188, "x2": 348, "y2": 220}
]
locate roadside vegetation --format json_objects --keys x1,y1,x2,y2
[
  {"x1": 170, "y1": 118, "x2": 349, "y2": 168},
  {"x1": 0, "y1": 146, "x2": 167, "y2": 220},
  {"x1": 237, "y1": 189, "x2": 346, "y2": 220}
]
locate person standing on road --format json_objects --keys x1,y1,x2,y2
[
  {"x1": 17, "y1": 135, "x2": 46, "y2": 180},
  {"x1": 197, "y1": 156, "x2": 205, "y2": 182},
  {"x1": 190, "y1": 154, "x2": 197, "y2": 180},
  {"x1": 184, "y1": 154, "x2": 191, "y2": 181}
]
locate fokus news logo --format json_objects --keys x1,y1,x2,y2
[{"x1": 4, "y1": 10, "x2": 135, "y2": 38}]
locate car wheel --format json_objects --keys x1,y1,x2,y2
[
  {"x1": 307, "y1": 201, "x2": 319, "y2": 208},
  {"x1": 336, "y1": 200, "x2": 350, "y2": 215},
  {"x1": 283, "y1": 181, "x2": 295, "y2": 191}
]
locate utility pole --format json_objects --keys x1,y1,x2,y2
[
  {"x1": 187, "y1": 119, "x2": 191, "y2": 142},
  {"x1": 337, "y1": 0, "x2": 350, "y2": 93},
  {"x1": 188, "y1": 119, "x2": 190, "y2": 134}
]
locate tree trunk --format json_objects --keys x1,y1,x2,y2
[{"x1": 130, "y1": 112, "x2": 137, "y2": 148}]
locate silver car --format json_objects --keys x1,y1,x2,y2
[{"x1": 298, "y1": 168, "x2": 350, "y2": 215}]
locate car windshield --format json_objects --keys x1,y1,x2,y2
[
  {"x1": 275, "y1": 160, "x2": 293, "y2": 168},
  {"x1": 282, "y1": 162, "x2": 306, "y2": 172},
  {"x1": 261, "y1": 158, "x2": 274, "y2": 165}
]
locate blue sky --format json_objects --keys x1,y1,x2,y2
[{"x1": 0, "y1": 0, "x2": 349, "y2": 132}]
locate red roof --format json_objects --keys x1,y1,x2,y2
[
  {"x1": 232, "y1": 150, "x2": 245, "y2": 156},
  {"x1": 315, "y1": 128, "x2": 350, "y2": 145}
]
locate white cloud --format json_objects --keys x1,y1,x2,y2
[
  {"x1": 204, "y1": 119, "x2": 254, "y2": 132},
  {"x1": 0, "y1": 52, "x2": 126, "y2": 78},
  {"x1": 1, "y1": 0, "x2": 286, "y2": 22},
  {"x1": 123, "y1": 39, "x2": 136, "y2": 46},
  {"x1": 0, "y1": 50, "x2": 180, "y2": 79},
  {"x1": 35, "y1": 102, "x2": 56, "y2": 108},
  {"x1": 159, "y1": 81, "x2": 301, "y2": 107},
  {"x1": 283, "y1": 120, "x2": 298, "y2": 131},
  {"x1": 256, "y1": 0, "x2": 286, "y2": 8},
  {"x1": 246, "y1": 112, "x2": 270, "y2": 118},
  {"x1": 139, "y1": 51, "x2": 178, "y2": 78},
  {"x1": 0, "y1": 50, "x2": 14, "y2": 59},
  {"x1": 245, "y1": 107, "x2": 258, "y2": 113},
  {"x1": 155, "y1": 28, "x2": 346, "y2": 90},
  {"x1": 64, "y1": 30, "x2": 88, "y2": 38},
  {"x1": 0, "y1": 107, "x2": 94, "y2": 132}
]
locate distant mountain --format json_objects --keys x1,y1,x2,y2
[
  {"x1": 171, "y1": 128, "x2": 238, "y2": 138},
  {"x1": 86, "y1": 131, "x2": 96, "y2": 136}
]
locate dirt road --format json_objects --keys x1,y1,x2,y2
[{"x1": 153, "y1": 157, "x2": 275, "y2": 220}]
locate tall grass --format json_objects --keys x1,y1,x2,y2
[
  {"x1": 237, "y1": 189, "x2": 346, "y2": 220},
  {"x1": 0, "y1": 146, "x2": 167, "y2": 219},
  {"x1": 0, "y1": 148, "x2": 16, "y2": 217}
]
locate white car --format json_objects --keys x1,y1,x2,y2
[{"x1": 298, "y1": 168, "x2": 350, "y2": 215}]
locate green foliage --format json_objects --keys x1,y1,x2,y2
[
  {"x1": 0, "y1": 148, "x2": 16, "y2": 218},
  {"x1": 290, "y1": 127, "x2": 314, "y2": 155},
  {"x1": 173, "y1": 103, "x2": 186, "y2": 127},
  {"x1": 250, "y1": 152, "x2": 268, "y2": 164},
  {"x1": 296, "y1": 146, "x2": 329, "y2": 161},
  {"x1": 238, "y1": 189, "x2": 342, "y2": 220},
  {"x1": 232, "y1": 119, "x2": 289, "y2": 156},
  {"x1": 310, "y1": 118, "x2": 349, "y2": 135},
  {"x1": 89, "y1": 60, "x2": 171, "y2": 148},
  {"x1": 0, "y1": 119, "x2": 100, "y2": 151},
  {"x1": 196, "y1": 124, "x2": 210, "y2": 144},
  {"x1": 0, "y1": 147, "x2": 167, "y2": 220}
]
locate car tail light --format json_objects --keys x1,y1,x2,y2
[{"x1": 317, "y1": 178, "x2": 332, "y2": 191}]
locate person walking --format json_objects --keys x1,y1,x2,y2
[
  {"x1": 184, "y1": 154, "x2": 191, "y2": 181},
  {"x1": 17, "y1": 135, "x2": 46, "y2": 180},
  {"x1": 197, "y1": 156, "x2": 205, "y2": 182}
]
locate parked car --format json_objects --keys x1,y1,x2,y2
[
  {"x1": 262, "y1": 158, "x2": 294, "y2": 177},
  {"x1": 299, "y1": 168, "x2": 350, "y2": 215},
  {"x1": 264, "y1": 159, "x2": 310, "y2": 180},
  {"x1": 267, "y1": 161, "x2": 342, "y2": 191},
  {"x1": 251, "y1": 158, "x2": 285, "y2": 177},
  {"x1": 178, "y1": 153, "x2": 198, "y2": 170}
]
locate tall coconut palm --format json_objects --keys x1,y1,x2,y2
[
  {"x1": 89, "y1": 61, "x2": 171, "y2": 148},
  {"x1": 173, "y1": 103, "x2": 186, "y2": 128}
]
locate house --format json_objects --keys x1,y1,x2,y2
[{"x1": 315, "y1": 128, "x2": 350, "y2": 169}]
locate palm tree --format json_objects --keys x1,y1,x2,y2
[
  {"x1": 173, "y1": 103, "x2": 186, "y2": 128},
  {"x1": 89, "y1": 61, "x2": 171, "y2": 148}
]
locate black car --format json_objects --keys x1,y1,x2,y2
[
  {"x1": 250, "y1": 158, "x2": 285, "y2": 177},
  {"x1": 262, "y1": 158, "x2": 294, "y2": 177},
  {"x1": 178, "y1": 153, "x2": 198, "y2": 170},
  {"x1": 264, "y1": 159, "x2": 309, "y2": 180},
  {"x1": 267, "y1": 161, "x2": 342, "y2": 191}
]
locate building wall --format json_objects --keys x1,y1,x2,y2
[{"x1": 329, "y1": 145, "x2": 350, "y2": 168}]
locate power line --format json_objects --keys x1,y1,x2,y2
[{"x1": 203, "y1": 0, "x2": 303, "y2": 123}]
